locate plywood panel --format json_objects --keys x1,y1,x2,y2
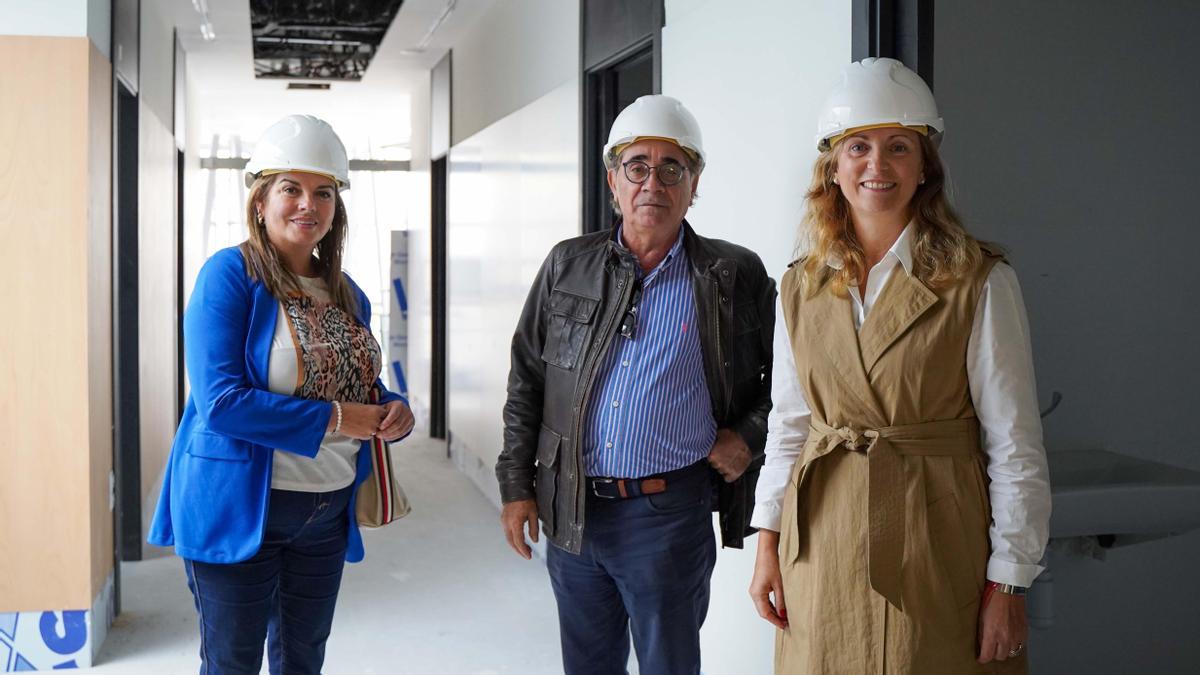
[
  {"x1": 0, "y1": 35, "x2": 100, "y2": 611},
  {"x1": 87, "y1": 40, "x2": 114, "y2": 599}
]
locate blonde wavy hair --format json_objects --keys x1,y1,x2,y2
[
  {"x1": 800, "y1": 134, "x2": 983, "y2": 297},
  {"x1": 239, "y1": 173, "x2": 359, "y2": 315}
]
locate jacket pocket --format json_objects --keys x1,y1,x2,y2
[
  {"x1": 185, "y1": 430, "x2": 252, "y2": 462},
  {"x1": 925, "y1": 492, "x2": 977, "y2": 610},
  {"x1": 535, "y1": 425, "x2": 562, "y2": 536},
  {"x1": 541, "y1": 290, "x2": 599, "y2": 370},
  {"x1": 536, "y1": 425, "x2": 561, "y2": 468}
]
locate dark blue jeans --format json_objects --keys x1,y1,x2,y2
[
  {"x1": 546, "y1": 462, "x2": 716, "y2": 675},
  {"x1": 184, "y1": 485, "x2": 352, "y2": 675}
]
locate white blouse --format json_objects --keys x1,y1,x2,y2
[
  {"x1": 267, "y1": 275, "x2": 363, "y2": 492},
  {"x1": 751, "y1": 224, "x2": 1052, "y2": 587}
]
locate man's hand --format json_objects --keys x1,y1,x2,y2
[
  {"x1": 749, "y1": 529, "x2": 788, "y2": 629},
  {"x1": 707, "y1": 428, "x2": 752, "y2": 482},
  {"x1": 977, "y1": 587, "x2": 1028, "y2": 663},
  {"x1": 500, "y1": 498, "x2": 539, "y2": 559}
]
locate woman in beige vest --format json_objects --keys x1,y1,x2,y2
[{"x1": 748, "y1": 58, "x2": 1051, "y2": 674}]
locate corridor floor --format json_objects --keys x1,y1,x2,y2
[{"x1": 93, "y1": 435, "x2": 562, "y2": 674}]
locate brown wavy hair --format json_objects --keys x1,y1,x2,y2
[
  {"x1": 800, "y1": 134, "x2": 983, "y2": 297},
  {"x1": 239, "y1": 173, "x2": 359, "y2": 315}
]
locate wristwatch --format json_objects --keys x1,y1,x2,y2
[{"x1": 990, "y1": 582, "x2": 1027, "y2": 597}]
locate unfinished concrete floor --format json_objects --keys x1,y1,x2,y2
[{"x1": 92, "y1": 435, "x2": 562, "y2": 674}]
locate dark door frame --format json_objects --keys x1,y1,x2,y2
[
  {"x1": 430, "y1": 155, "x2": 448, "y2": 442},
  {"x1": 582, "y1": 42, "x2": 656, "y2": 235},
  {"x1": 580, "y1": 0, "x2": 664, "y2": 235},
  {"x1": 113, "y1": 81, "x2": 141, "y2": 583},
  {"x1": 852, "y1": 0, "x2": 935, "y2": 86}
]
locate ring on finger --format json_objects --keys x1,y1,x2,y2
[{"x1": 1008, "y1": 643, "x2": 1025, "y2": 657}]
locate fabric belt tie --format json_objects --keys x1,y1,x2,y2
[{"x1": 805, "y1": 417, "x2": 980, "y2": 612}]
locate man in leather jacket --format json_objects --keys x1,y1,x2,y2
[{"x1": 495, "y1": 95, "x2": 774, "y2": 675}]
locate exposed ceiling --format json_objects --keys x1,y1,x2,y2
[
  {"x1": 167, "y1": 0, "x2": 495, "y2": 154},
  {"x1": 249, "y1": 0, "x2": 406, "y2": 81}
]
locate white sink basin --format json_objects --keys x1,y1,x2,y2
[{"x1": 1047, "y1": 450, "x2": 1200, "y2": 539}]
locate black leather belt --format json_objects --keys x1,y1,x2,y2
[{"x1": 587, "y1": 461, "x2": 707, "y2": 499}]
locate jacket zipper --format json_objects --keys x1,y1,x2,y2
[
  {"x1": 710, "y1": 272, "x2": 728, "y2": 421},
  {"x1": 568, "y1": 266, "x2": 634, "y2": 543}
]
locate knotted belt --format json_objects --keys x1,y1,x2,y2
[{"x1": 803, "y1": 417, "x2": 981, "y2": 611}]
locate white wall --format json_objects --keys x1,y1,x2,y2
[
  {"x1": 139, "y1": 0, "x2": 173, "y2": 134},
  {"x1": 442, "y1": 0, "x2": 579, "y2": 501},
  {"x1": 661, "y1": 1, "x2": 851, "y2": 672},
  {"x1": 0, "y1": 0, "x2": 109, "y2": 57},
  {"x1": 446, "y1": 79, "x2": 580, "y2": 504},
  {"x1": 450, "y1": 0, "x2": 579, "y2": 145},
  {"x1": 0, "y1": 0, "x2": 84, "y2": 36},
  {"x1": 405, "y1": 70, "x2": 434, "y2": 428}
]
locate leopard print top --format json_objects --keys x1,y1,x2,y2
[{"x1": 282, "y1": 281, "x2": 381, "y2": 404}]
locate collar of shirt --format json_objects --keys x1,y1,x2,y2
[
  {"x1": 826, "y1": 220, "x2": 917, "y2": 326},
  {"x1": 824, "y1": 219, "x2": 917, "y2": 276},
  {"x1": 616, "y1": 223, "x2": 686, "y2": 285}
]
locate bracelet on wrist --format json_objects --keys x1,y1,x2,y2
[{"x1": 332, "y1": 400, "x2": 343, "y2": 434}]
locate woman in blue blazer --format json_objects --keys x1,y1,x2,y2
[{"x1": 148, "y1": 115, "x2": 413, "y2": 674}]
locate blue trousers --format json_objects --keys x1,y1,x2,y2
[
  {"x1": 184, "y1": 485, "x2": 352, "y2": 675},
  {"x1": 546, "y1": 462, "x2": 716, "y2": 675}
]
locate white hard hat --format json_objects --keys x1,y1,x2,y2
[
  {"x1": 815, "y1": 58, "x2": 944, "y2": 152},
  {"x1": 603, "y1": 95, "x2": 705, "y2": 172},
  {"x1": 245, "y1": 114, "x2": 351, "y2": 190}
]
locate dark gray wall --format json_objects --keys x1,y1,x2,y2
[{"x1": 935, "y1": 2, "x2": 1199, "y2": 672}]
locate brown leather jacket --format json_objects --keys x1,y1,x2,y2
[{"x1": 495, "y1": 221, "x2": 775, "y2": 554}]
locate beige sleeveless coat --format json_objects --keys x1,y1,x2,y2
[{"x1": 774, "y1": 252, "x2": 1028, "y2": 674}]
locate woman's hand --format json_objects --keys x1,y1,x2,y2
[
  {"x1": 749, "y1": 529, "x2": 789, "y2": 629},
  {"x1": 977, "y1": 587, "x2": 1028, "y2": 663},
  {"x1": 330, "y1": 402, "x2": 386, "y2": 440},
  {"x1": 376, "y1": 400, "x2": 415, "y2": 441}
]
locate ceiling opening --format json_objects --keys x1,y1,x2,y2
[{"x1": 250, "y1": 0, "x2": 406, "y2": 81}]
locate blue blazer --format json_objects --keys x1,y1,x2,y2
[{"x1": 148, "y1": 246, "x2": 406, "y2": 564}]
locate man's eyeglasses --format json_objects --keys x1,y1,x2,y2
[
  {"x1": 622, "y1": 160, "x2": 688, "y2": 186},
  {"x1": 618, "y1": 279, "x2": 644, "y2": 339}
]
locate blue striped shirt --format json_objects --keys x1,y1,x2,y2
[{"x1": 582, "y1": 226, "x2": 717, "y2": 478}]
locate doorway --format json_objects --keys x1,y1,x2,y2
[
  {"x1": 582, "y1": 45, "x2": 655, "y2": 234},
  {"x1": 580, "y1": 0, "x2": 663, "y2": 234},
  {"x1": 112, "y1": 82, "x2": 141, "y2": 619}
]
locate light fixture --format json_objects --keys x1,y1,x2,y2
[{"x1": 192, "y1": 0, "x2": 216, "y2": 42}]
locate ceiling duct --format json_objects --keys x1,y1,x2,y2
[{"x1": 251, "y1": 0, "x2": 405, "y2": 81}]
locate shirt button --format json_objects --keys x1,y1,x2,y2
[
  {"x1": 621, "y1": 360, "x2": 630, "y2": 367},
  {"x1": 612, "y1": 400, "x2": 620, "y2": 408},
  {"x1": 605, "y1": 442, "x2": 613, "y2": 449}
]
